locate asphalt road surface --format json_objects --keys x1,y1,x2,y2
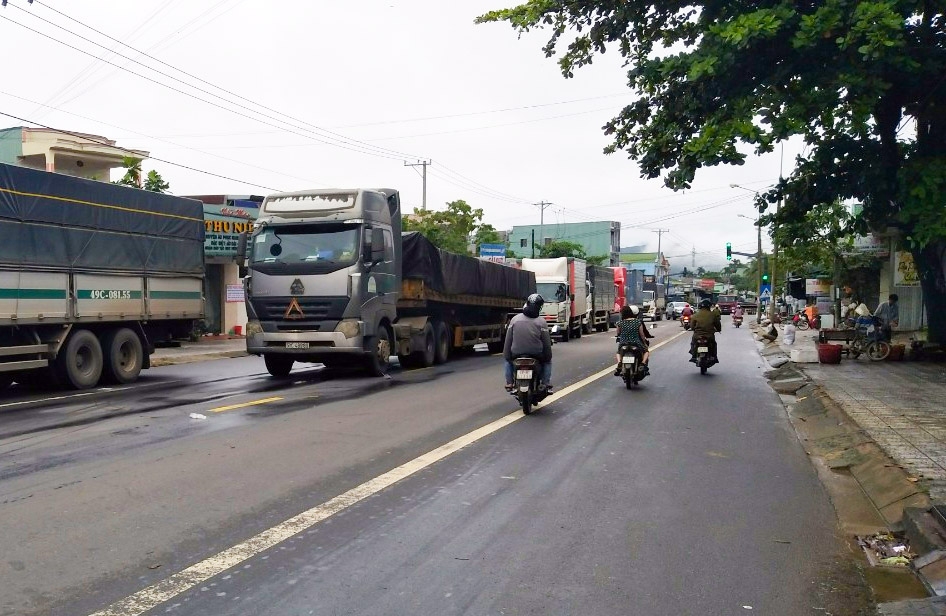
[{"x1": 0, "y1": 319, "x2": 866, "y2": 615}]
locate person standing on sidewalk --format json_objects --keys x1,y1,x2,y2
[{"x1": 873, "y1": 293, "x2": 899, "y2": 342}]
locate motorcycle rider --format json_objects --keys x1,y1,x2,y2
[
  {"x1": 615, "y1": 304, "x2": 654, "y2": 375},
  {"x1": 690, "y1": 298, "x2": 722, "y2": 363},
  {"x1": 680, "y1": 302, "x2": 694, "y2": 322},
  {"x1": 731, "y1": 303, "x2": 744, "y2": 320},
  {"x1": 504, "y1": 293, "x2": 553, "y2": 393}
]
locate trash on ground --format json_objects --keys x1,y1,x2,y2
[
  {"x1": 858, "y1": 532, "x2": 914, "y2": 567},
  {"x1": 188, "y1": 413, "x2": 207, "y2": 420}
]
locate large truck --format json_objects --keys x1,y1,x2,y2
[
  {"x1": 585, "y1": 264, "x2": 615, "y2": 332},
  {"x1": 0, "y1": 163, "x2": 205, "y2": 390},
  {"x1": 520, "y1": 257, "x2": 587, "y2": 342},
  {"x1": 240, "y1": 189, "x2": 535, "y2": 377},
  {"x1": 626, "y1": 268, "x2": 645, "y2": 309},
  {"x1": 641, "y1": 276, "x2": 666, "y2": 321},
  {"x1": 609, "y1": 266, "x2": 627, "y2": 325}
]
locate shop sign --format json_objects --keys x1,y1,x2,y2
[
  {"x1": 478, "y1": 243, "x2": 506, "y2": 264},
  {"x1": 226, "y1": 284, "x2": 244, "y2": 303},
  {"x1": 894, "y1": 251, "x2": 921, "y2": 286},
  {"x1": 850, "y1": 234, "x2": 889, "y2": 256},
  {"x1": 805, "y1": 278, "x2": 831, "y2": 297},
  {"x1": 203, "y1": 203, "x2": 258, "y2": 258}
]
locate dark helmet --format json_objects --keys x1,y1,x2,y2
[
  {"x1": 620, "y1": 305, "x2": 634, "y2": 319},
  {"x1": 699, "y1": 298, "x2": 712, "y2": 309},
  {"x1": 523, "y1": 293, "x2": 544, "y2": 318}
]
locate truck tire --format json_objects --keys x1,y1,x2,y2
[
  {"x1": 102, "y1": 328, "x2": 144, "y2": 384},
  {"x1": 264, "y1": 354, "x2": 294, "y2": 378},
  {"x1": 56, "y1": 329, "x2": 103, "y2": 390},
  {"x1": 433, "y1": 321, "x2": 450, "y2": 364},
  {"x1": 0, "y1": 374, "x2": 12, "y2": 390},
  {"x1": 364, "y1": 326, "x2": 391, "y2": 377},
  {"x1": 414, "y1": 323, "x2": 436, "y2": 367},
  {"x1": 561, "y1": 325, "x2": 570, "y2": 342},
  {"x1": 574, "y1": 322, "x2": 582, "y2": 339}
]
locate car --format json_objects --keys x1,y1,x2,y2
[{"x1": 665, "y1": 301, "x2": 691, "y2": 320}]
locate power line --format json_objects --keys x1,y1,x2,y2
[{"x1": 0, "y1": 109, "x2": 283, "y2": 191}]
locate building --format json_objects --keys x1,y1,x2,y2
[
  {"x1": 0, "y1": 126, "x2": 147, "y2": 180},
  {"x1": 184, "y1": 195, "x2": 264, "y2": 336},
  {"x1": 508, "y1": 221, "x2": 620, "y2": 265}
]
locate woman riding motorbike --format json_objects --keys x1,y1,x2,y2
[{"x1": 615, "y1": 305, "x2": 653, "y2": 376}]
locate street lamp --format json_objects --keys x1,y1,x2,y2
[{"x1": 733, "y1": 185, "x2": 765, "y2": 323}]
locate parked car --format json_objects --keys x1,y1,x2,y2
[{"x1": 665, "y1": 301, "x2": 691, "y2": 320}]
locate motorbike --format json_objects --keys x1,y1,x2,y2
[
  {"x1": 792, "y1": 311, "x2": 820, "y2": 331},
  {"x1": 510, "y1": 356, "x2": 549, "y2": 414},
  {"x1": 732, "y1": 314, "x2": 743, "y2": 328},
  {"x1": 693, "y1": 335, "x2": 716, "y2": 375},
  {"x1": 680, "y1": 314, "x2": 692, "y2": 330},
  {"x1": 617, "y1": 343, "x2": 647, "y2": 389}
]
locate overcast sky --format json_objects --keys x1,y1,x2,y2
[{"x1": 0, "y1": 0, "x2": 797, "y2": 270}]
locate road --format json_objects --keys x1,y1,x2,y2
[{"x1": 0, "y1": 319, "x2": 867, "y2": 615}]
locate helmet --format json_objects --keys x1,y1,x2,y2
[
  {"x1": 629, "y1": 305, "x2": 640, "y2": 317},
  {"x1": 699, "y1": 298, "x2": 712, "y2": 309},
  {"x1": 620, "y1": 305, "x2": 634, "y2": 319},
  {"x1": 523, "y1": 293, "x2": 544, "y2": 318}
]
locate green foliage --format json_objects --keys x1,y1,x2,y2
[
  {"x1": 403, "y1": 199, "x2": 493, "y2": 255},
  {"x1": 114, "y1": 156, "x2": 143, "y2": 187},
  {"x1": 539, "y1": 239, "x2": 587, "y2": 259},
  {"x1": 586, "y1": 254, "x2": 610, "y2": 265},
  {"x1": 144, "y1": 170, "x2": 169, "y2": 193}
]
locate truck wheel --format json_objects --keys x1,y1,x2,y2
[
  {"x1": 364, "y1": 327, "x2": 391, "y2": 377},
  {"x1": 102, "y1": 328, "x2": 144, "y2": 384},
  {"x1": 561, "y1": 325, "x2": 570, "y2": 342},
  {"x1": 414, "y1": 323, "x2": 436, "y2": 367},
  {"x1": 264, "y1": 354, "x2": 294, "y2": 378},
  {"x1": 433, "y1": 321, "x2": 450, "y2": 364},
  {"x1": 0, "y1": 374, "x2": 12, "y2": 390},
  {"x1": 574, "y1": 323, "x2": 582, "y2": 339},
  {"x1": 56, "y1": 329, "x2": 103, "y2": 390}
]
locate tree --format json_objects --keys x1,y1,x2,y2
[
  {"x1": 144, "y1": 170, "x2": 169, "y2": 193},
  {"x1": 538, "y1": 239, "x2": 587, "y2": 259},
  {"x1": 478, "y1": 3, "x2": 946, "y2": 342},
  {"x1": 472, "y1": 223, "x2": 503, "y2": 249},
  {"x1": 403, "y1": 199, "x2": 489, "y2": 255}
]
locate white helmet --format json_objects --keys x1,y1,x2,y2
[{"x1": 629, "y1": 305, "x2": 640, "y2": 317}]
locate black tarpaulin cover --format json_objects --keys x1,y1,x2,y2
[
  {"x1": 401, "y1": 232, "x2": 534, "y2": 299},
  {"x1": 0, "y1": 163, "x2": 204, "y2": 275}
]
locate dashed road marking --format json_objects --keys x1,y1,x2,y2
[{"x1": 208, "y1": 396, "x2": 284, "y2": 413}]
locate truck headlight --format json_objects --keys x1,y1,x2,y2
[
  {"x1": 335, "y1": 319, "x2": 361, "y2": 339},
  {"x1": 245, "y1": 320, "x2": 263, "y2": 336}
]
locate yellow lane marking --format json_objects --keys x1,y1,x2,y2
[
  {"x1": 89, "y1": 329, "x2": 688, "y2": 616},
  {"x1": 209, "y1": 397, "x2": 283, "y2": 413}
]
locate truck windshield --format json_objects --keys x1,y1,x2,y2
[
  {"x1": 251, "y1": 224, "x2": 359, "y2": 266},
  {"x1": 536, "y1": 282, "x2": 568, "y2": 303},
  {"x1": 642, "y1": 291, "x2": 655, "y2": 301},
  {"x1": 718, "y1": 295, "x2": 737, "y2": 303}
]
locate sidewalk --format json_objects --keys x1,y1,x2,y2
[
  {"x1": 150, "y1": 335, "x2": 248, "y2": 367},
  {"x1": 752, "y1": 321, "x2": 946, "y2": 608}
]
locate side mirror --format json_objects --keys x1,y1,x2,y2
[{"x1": 236, "y1": 232, "x2": 248, "y2": 262}]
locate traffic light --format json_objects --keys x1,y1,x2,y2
[
  {"x1": 762, "y1": 272, "x2": 769, "y2": 282},
  {"x1": 726, "y1": 242, "x2": 732, "y2": 261}
]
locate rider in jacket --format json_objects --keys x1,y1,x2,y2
[
  {"x1": 504, "y1": 293, "x2": 553, "y2": 393},
  {"x1": 615, "y1": 304, "x2": 653, "y2": 375},
  {"x1": 690, "y1": 298, "x2": 722, "y2": 363}
]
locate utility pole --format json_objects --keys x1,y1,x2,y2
[
  {"x1": 404, "y1": 160, "x2": 431, "y2": 210},
  {"x1": 769, "y1": 143, "x2": 785, "y2": 321},
  {"x1": 652, "y1": 228, "x2": 669, "y2": 288},
  {"x1": 692, "y1": 246, "x2": 696, "y2": 269},
  {"x1": 535, "y1": 201, "x2": 552, "y2": 255}
]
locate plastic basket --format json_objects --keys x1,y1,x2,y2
[{"x1": 817, "y1": 343, "x2": 843, "y2": 364}]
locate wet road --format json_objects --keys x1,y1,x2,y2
[{"x1": 0, "y1": 321, "x2": 863, "y2": 615}]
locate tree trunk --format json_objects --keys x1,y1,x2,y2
[{"x1": 915, "y1": 240, "x2": 946, "y2": 344}]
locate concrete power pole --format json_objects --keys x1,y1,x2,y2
[
  {"x1": 535, "y1": 201, "x2": 552, "y2": 255},
  {"x1": 653, "y1": 229, "x2": 669, "y2": 287},
  {"x1": 404, "y1": 160, "x2": 431, "y2": 210}
]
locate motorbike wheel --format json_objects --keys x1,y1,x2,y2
[
  {"x1": 796, "y1": 319, "x2": 810, "y2": 331},
  {"x1": 520, "y1": 391, "x2": 533, "y2": 415},
  {"x1": 866, "y1": 340, "x2": 891, "y2": 361},
  {"x1": 624, "y1": 369, "x2": 632, "y2": 389},
  {"x1": 700, "y1": 365, "x2": 708, "y2": 375}
]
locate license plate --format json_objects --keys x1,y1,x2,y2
[
  {"x1": 697, "y1": 346, "x2": 709, "y2": 353},
  {"x1": 286, "y1": 342, "x2": 309, "y2": 349},
  {"x1": 516, "y1": 370, "x2": 533, "y2": 380},
  {"x1": 622, "y1": 357, "x2": 635, "y2": 364}
]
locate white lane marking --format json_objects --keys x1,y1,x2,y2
[
  {"x1": 89, "y1": 329, "x2": 688, "y2": 616},
  {"x1": 0, "y1": 387, "x2": 131, "y2": 410}
]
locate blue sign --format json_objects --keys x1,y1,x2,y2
[
  {"x1": 759, "y1": 284, "x2": 772, "y2": 300},
  {"x1": 479, "y1": 243, "x2": 506, "y2": 263}
]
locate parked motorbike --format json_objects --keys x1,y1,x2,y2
[
  {"x1": 693, "y1": 335, "x2": 716, "y2": 375},
  {"x1": 510, "y1": 356, "x2": 549, "y2": 414},
  {"x1": 792, "y1": 311, "x2": 820, "y2": 331},
  {"x1": 617, "y1": 343, "x2": 647, "y2": 389},
  {"x1": 732, "y1": 315, "x2": 743, "y2": 328},
  {"x1": 681, "y1": 314, "x2": 691, "y2": 330}
]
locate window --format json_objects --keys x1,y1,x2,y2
[
  {"x1": 520, "y1": 238, "x2": 527, "y2": 248},
  {"x1": 382, "y1": 229, "x2": 395, "y2": 262}
]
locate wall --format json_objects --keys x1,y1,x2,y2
[
  {"x1": 0, "y1": 128, "x2": 23, "y2": 164},
  {"x1": 509, "y1": 221, "x2": 620, "y2": 263}
]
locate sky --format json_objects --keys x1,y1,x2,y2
[{"x1": 0, "y1": 0, "x2": 799, "y2": 271}]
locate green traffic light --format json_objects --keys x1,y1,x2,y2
[
  {"x1": 726, "y1": 242, "x2": 732, "y2": 260},
  {"x1": 762, "y1": 274, "x2": 769, "y2": 282}
]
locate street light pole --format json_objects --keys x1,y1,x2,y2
[{"x1": 733, "y1": 184, "x2": 765, "y2": 323}]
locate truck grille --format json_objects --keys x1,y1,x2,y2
[{"x1": 251, "y1": 296, "x2": 348, "y2": 322}]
